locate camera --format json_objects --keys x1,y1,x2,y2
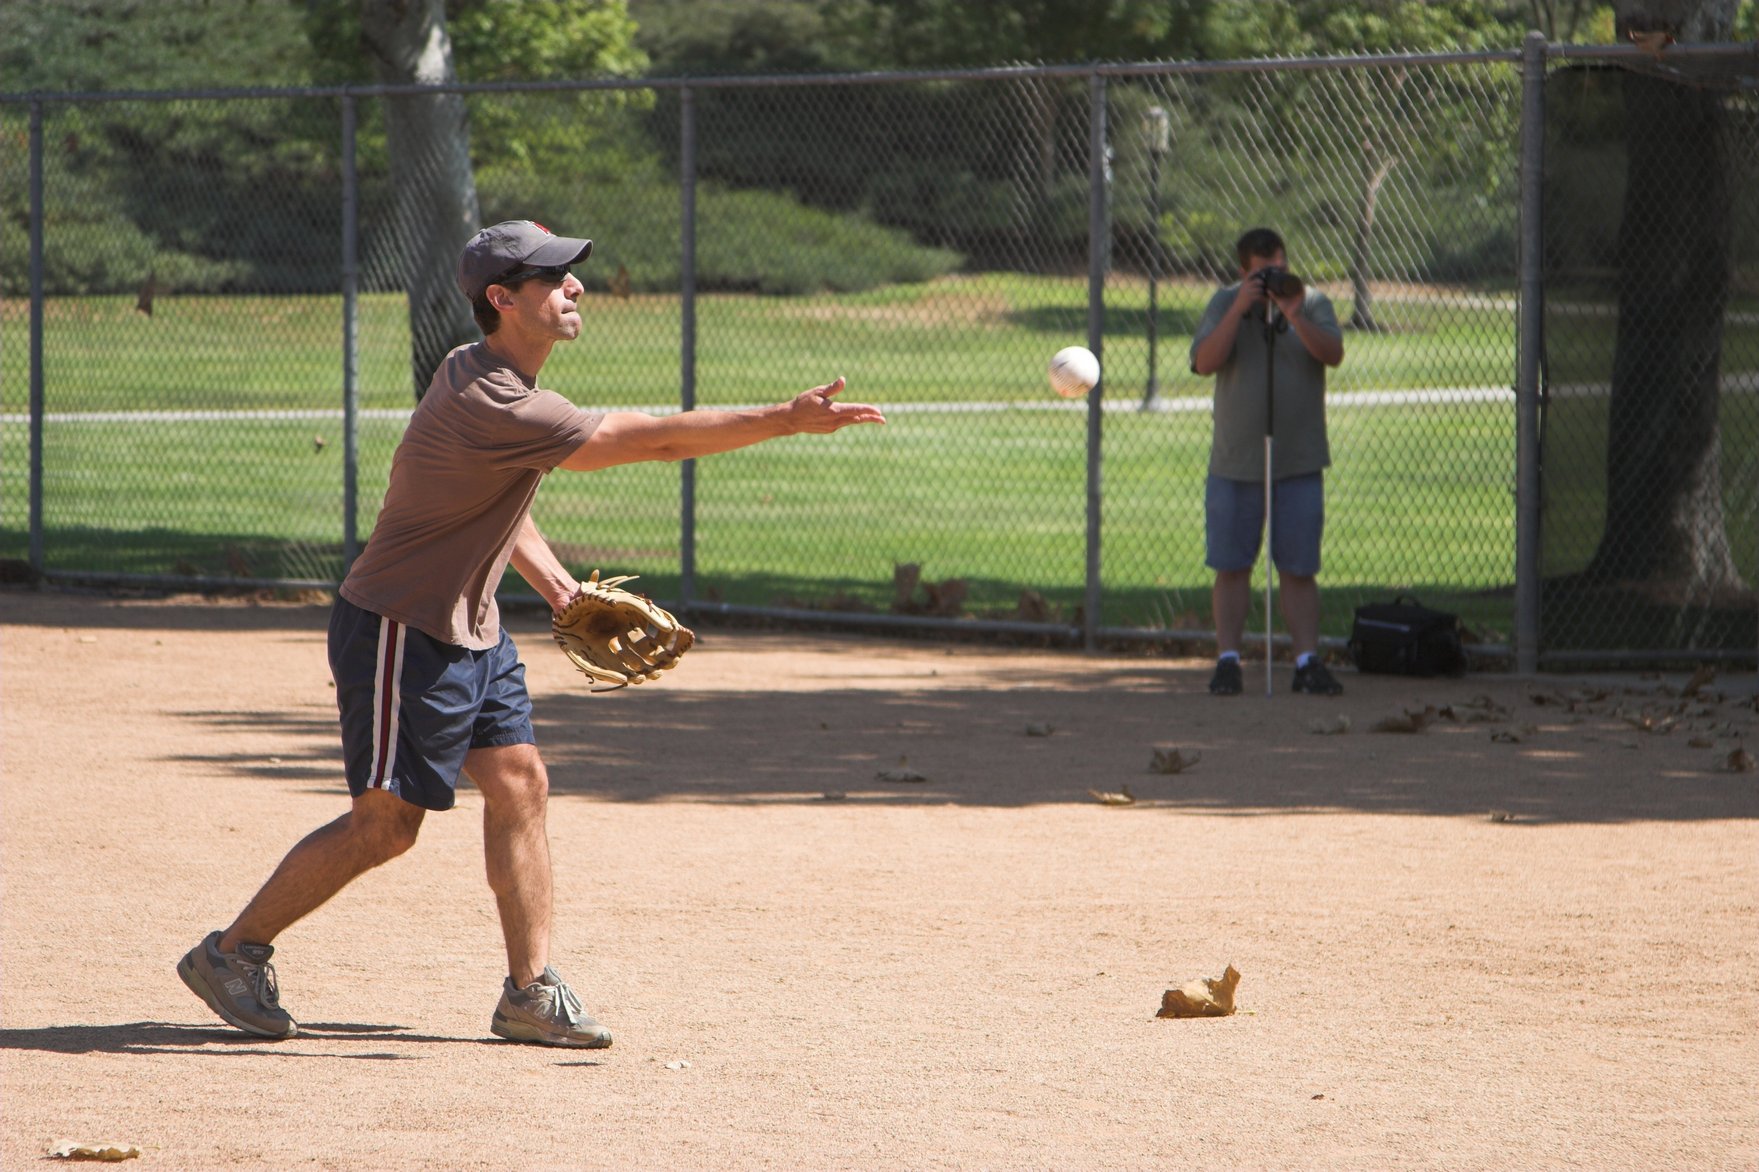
[{"x1": 1256, "y1": 266, "x2": 1304, "y2": 300}]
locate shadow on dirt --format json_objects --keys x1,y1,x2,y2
[
  {"x1": 516, "y1": 675, "x2": 1759, "y2": 824},
  {"x1": 12, "y1": 589, "x2": 1750, "y2": 824},
  {"x1": 0, "y1": 1021, "x2": 466, "y2": 1057}
]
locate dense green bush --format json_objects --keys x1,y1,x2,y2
[{"x1": 478, "y1": 171, "x2": 962, "y2": 295}]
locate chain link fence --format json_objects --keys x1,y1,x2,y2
[{"x1": 4, "y1": 43, "x2": 1755, "y2": 667}]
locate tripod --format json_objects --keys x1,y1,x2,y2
[{"x1": 1260, "y1": 302, "x2": 1287, "y2": 698}]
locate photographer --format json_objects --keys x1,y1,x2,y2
[{"x1": 1189, "y1": 227, "x2": 1345, "y2": 696}]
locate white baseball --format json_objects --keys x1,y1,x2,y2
[{"x1": 1048, "y1": 345, "x2": 1100, "y2": 399}]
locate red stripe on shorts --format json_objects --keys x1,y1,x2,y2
[{"x1": 372, "y1": 618, "x2": 402, "y2": 788}]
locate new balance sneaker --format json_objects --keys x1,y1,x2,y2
[
  {"x1": 1208, "y1": 657, "x2": 1244, "y2": 696},
  {"x1": 177, "y1": 931, "x2": 298, "y2": 1039},
  {"x1": 490, "y1": 966, "x2": 613, "y2": 1048},
  {"x1": 1292, "y1": 660, "x2": 1344, "y2": 695}
]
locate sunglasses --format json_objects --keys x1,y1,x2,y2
[{"x1": 495, "y1": 264, "x2": 572, "y2": 287}]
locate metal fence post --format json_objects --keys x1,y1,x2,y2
[
  {"x1": 27, "y1": 100, "x2": 46, "y2": 577},
  {"x1": 1515, "y1": 32, "x2": 1545, "y2": 674},
  {"x1": 341, "y1": 93, "x2": 362, "y2": 571},
  {"x1": 1084, "y1": 70, "x2": 1108, "y2": 651},
  {"x1": 679, "y1": 85, "x2": 698, "y2": 608}
]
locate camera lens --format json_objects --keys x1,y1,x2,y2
[{"x1": 1260, "y1": 267, "x2": 1304, "y2": 300}]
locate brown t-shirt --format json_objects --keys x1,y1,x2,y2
[{"x1": 340, "y1": 343, "x2": 602, "y2": 649}]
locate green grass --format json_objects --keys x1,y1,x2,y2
[
  {"x1": 0, "y1": 274, "x2": 1531, "y2": 413},
  {"x1": 4, "y1": 275, "x2": 1754, "y2": 645}
]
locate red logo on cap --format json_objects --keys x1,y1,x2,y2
[{"x1": 533, "y1": 222, "x2": 550, "y2": 234}]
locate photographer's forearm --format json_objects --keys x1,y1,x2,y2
[
  {"x1": 1191, "y1": 315, "x2": 1242, "y2": 375},
  {"x1": 1287, "y1": 313, "x2": 1336, "y2": 367},
  {"x1": 1290, "y1": 312, "x2": 1344, "y2": 367}
]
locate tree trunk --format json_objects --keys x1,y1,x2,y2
[
  {"x1": 1347, "y1": 153, "x2": 1394, "y2": 332},
  {"x1": 1586, "y1": 2, "x2": 1745, "y2": 593},
  {"x1": 359, "y1": 0, "x2": 481, "y2": 399}
]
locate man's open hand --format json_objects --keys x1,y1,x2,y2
[{"x1": 784, "y1": 377, "x2": 886, "y2": 433}]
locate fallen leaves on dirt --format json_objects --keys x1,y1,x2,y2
[
  {"x1": 1157, "y1": 964, "x2": 1241, "y2": 1019},
  {"x1": 49, "y1": 1140, "x2": 140, "y2": 1162},
  {"x1": 1148, "y1": 747, "x2": 1201, "y2": 774},
  {"x1": 1307, "y1": 713, "x2": 1352, "y2": 735},
  {"x1": 1439, "y1": 695, "x2": 1510, "y2": 723},
  {"x1": 1372, "y1": 705, "x2": 1438, "y2": 734}
]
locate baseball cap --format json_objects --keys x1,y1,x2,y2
[{"x1": 457, "y1": 220, "x2": 593, "y2": 301}]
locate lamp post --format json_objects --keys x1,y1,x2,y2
[{"x1": 1141, "y1": 105, "x2": 1170, "y2": 411}]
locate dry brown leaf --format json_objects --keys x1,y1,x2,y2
[
  {"x1": 1148, "y1": 747, "x2": 1201, "y2": 774},
  {"x1": 50, "y1": 1140, "x2": 141, "y2": 1162},
  {"x1": 1371, "y1": 705, "x2": 1437, "y2": 734},
  {"x1": 1087, "y1": 785, "x2": 1136, "y2": 806},
  {"x1": 1622, "y1": 711, "x2": 1678, "y2": 735},
  {"x1": 1156, "y1": 964, "x2": 1240, "y2": 1019},
  {"x1": 1687, "y1": 736, "x2": 1715, "y2": 749},
  {"x1": 1446, "y1": 695, "x2": 1510, "y2": 722},
  {"x1": 1307, "y1": 713, "x2": 1351, "y2": 736},
  {"x1": 1722, "y1": 747, "x2": 1755, "y2": 773},
  {"x1": 1025, "y1": 722, "x2": 1055, "y2": 737},
  {"x1": 875, "y1": 769, "x2": 927, "y2": 783},
  {"x1": 1487, "y1": 809, "x2": 1516, "y2": 823},
  {"x1": 1681, "y1": 664, "x2": 1716, "y2": 698}
]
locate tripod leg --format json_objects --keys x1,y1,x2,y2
[{"x1": 1264, "y1": 436, "x2": 1274, "y2": 697}]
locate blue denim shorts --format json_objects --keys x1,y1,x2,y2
[
  {"x1": 328, "y1": 596, "x2": 535, "y2": 812},
  {"x1": 1205, "y1": 471, "x2": 1325, "y2": 576}
]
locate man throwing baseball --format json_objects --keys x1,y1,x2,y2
[{"x1": 178, "y1": 220, "x2": 884, "y2": 1047}]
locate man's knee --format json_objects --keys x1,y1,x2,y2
[
  {"x1": 348, "y1": 790, "x2": 425, "y2": 859},
  {"x1": 470, "y1": 745, "x2": 550, "y2": 814}
]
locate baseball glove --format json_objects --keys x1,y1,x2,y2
[{"x1": 552, "y1": 571, "x2": 695, "y2": 691}]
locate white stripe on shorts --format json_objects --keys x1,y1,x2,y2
[{"x1": 369, "y1": 616, "x2": 407, "y2": 790}]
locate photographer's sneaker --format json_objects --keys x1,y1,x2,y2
[
  {"x1": 491, "y1": 966, "x2": 613, "y2": 1048},
  {"x1": 1292, "y1": 660, "x2": 1344, "y2": 696},
  {"x1": 177, "y1": 931, "x2": 297, "y2": 1038},
  {"x1": 1208, "y1": 658, "x2": 1244, "y2": 696}
]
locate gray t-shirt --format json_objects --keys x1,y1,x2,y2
[
  {"x1": 1189, "y1": 284, "x2": 1339, "y2": 481},
  {"x1": 340, "y1": 342, "x2": 602, "y2": 649}
]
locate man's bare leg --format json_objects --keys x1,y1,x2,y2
[
  {"x1": 1212, "y1": 568, "x2": 1253, "y2": 655},
  {"x1": 219, "y1": 788, "x2": 425, "y2": 952},
  {"x1": 1278, "y1": 572, "x2": 1320, "y2": 660},
  {"x1": 466, "y1": 742, "x2": 552, "y2": 988}
]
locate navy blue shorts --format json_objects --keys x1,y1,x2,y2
[
  {"x1": 328, "y1": 597, "x2": 535, "y2": 812},
  {"x1": 1205, "y1": 471, "x2": 1325, "y2": 576}
]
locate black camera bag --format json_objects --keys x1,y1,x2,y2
[{"x1": 1348, "y1": 595, "x2": 1466, "y2": 677}]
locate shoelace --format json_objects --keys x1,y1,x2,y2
[
  {"x1": 239, "y1": 958, "x2": 282, "y2": 1009},
  {"x1": 553, "y1": 979, "x2": 584, "y2": 1026},
  {"x1": 530, "y1": 972, "x2": 584, "y2": 1026}
]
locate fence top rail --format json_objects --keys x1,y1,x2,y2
[{"x1": 27, "y1": 42, "x2": 1757, "y2": 108}]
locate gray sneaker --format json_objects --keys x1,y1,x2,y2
[
  {"x1": 177, "y1": 931, "x2": 298, "y2": 1039},
  {"x1": 491, "y1": 966, "x2": 613, "y2": 1048}
]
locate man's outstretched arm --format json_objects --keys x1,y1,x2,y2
[{"x1": 559, "y1": 378, "x2": 884, "y2": 472}]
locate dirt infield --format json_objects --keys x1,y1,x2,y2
[{"x1": 3, "y1": 587, "x2": 1756, "y2": 1171}]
